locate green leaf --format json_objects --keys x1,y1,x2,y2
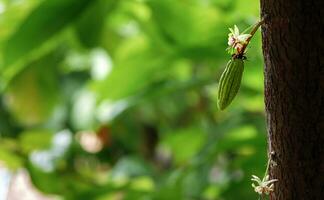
[
  {"x1": 147, "y1": 0, "x2": 225, "y2": 48},
  {"x1": 92, "y1": 36, "x2": 172, "y2": 101},
  {"x1": 75, "y1": 0, "x2": 116, "y2": 48},
  {"x1": 27, "y1": 162, "x2": 63, "y2": 194},
  {"x1": 0, "y1": 140, "x2": 24, "y2": 169},
  {"x1": 3, "y1": 53, "x2": 60, "y2": 126},
  {"x1": 0, "y1": 148, "x2": 24, "y2": 169},
  {"x1": 19, "y1": 129, "x2": 53, "y2": 154},
  {"x1": 160, "y1": 127, "x2": 206, "y2": 165},
  {"x1": 111, "y1": 156, "x2": 153, "y2": 179},
  {"x1": 3, "y1": 0, "x2": 96, "y2": 67}
]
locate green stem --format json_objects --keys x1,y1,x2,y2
[
  {"x1": 262, "y1": 155, "x2": 271, "y2": 181},
  {"x1": 239, "y1": 19, "x2": 265, "y2": 55}
]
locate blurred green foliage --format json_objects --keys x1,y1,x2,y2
[{"x1": 0, "y1": 0, "x2": 266, "y2": 199}]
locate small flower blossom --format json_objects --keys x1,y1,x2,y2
[
  {"x1": 251, "y1": 175, "x2": 278, "y2": 195},
  {"x1": 227, "y1": 25, "x2": 251, "y2": 54}
]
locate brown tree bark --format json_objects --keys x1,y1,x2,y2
[{"x1": 260, "y1": 0, "x2": 324, "y2": 199}]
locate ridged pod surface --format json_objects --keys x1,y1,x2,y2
[{"x1": 217, "y1": 58, "x2": 244, "y2": 110}]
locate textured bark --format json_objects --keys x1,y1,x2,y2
[{"x1": 260, "y1": 0, "x2": 324, "y2": 199}]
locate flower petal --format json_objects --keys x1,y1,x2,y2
[
  {"x1": 234, "y1": 25, "x2": 239, "y2": 35},
  {"x1": 263, "y1": 179, "x2": 278, "y2": 186},
  {"x1": 237, "y1": 34, "x2": 251, "y2": 42},
  {"x1": 251, "y1": 175, "x2": 261, "y2": 180}
]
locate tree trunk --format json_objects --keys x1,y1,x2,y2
[{"x1": 260, "y1": 0, "x2": 324, "y2": 199}]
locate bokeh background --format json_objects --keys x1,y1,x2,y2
[{"x1": 0, "y1": 0, "x2": 266, "y2": 199}]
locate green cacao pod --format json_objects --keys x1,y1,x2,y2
[{"x1": 217, "y1": 58, "x2": 244, "y2": 110}]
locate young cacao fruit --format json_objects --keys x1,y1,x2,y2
[{"x1": 217, "y1": 58, "x2": 244, "y2": 110}]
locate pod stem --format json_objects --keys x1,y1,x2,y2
[
  {"x1": 262, "y1": 154, "x2": 271, "y2": 181},
  {"x1": 239, "y1": 19, "x2": 265, "y2": 56}
]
